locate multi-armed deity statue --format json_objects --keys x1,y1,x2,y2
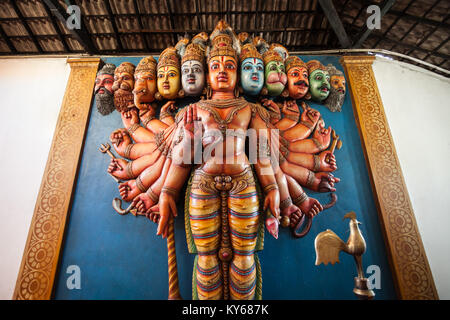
[{"x1": 101, "y1": 20, "x2": 347, "y2": 300}]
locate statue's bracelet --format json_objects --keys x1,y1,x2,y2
[
  {"x1": 263, "y1": 183, "x2": 278, "y2": 194},
  {"x1": 161, "y1": 186, "x2": 178, "y2": 198}
]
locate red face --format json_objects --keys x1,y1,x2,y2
[
  {"x1": 287, "y1": 66, "x2": 309, "y2": 99},
  {"x1": 95, "y1": 74, "x2": 114, "y2": 95},
  {"x1": 208, "y1": 56, "x2": 238, "y2": 92}
]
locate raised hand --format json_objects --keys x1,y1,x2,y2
[
  {"x1": 110, "y1": 129, "x2": 132, "y2": 157},
  {"x1": 119, "y1": 179, "x2": 140, "y2": 202},
  {"x1": 261, "y1": 98, "x2": 281, "y2": 124},
  {"x1": 183, "y1": 104, "x2": 202, "y2": 141},
  {"x1": 312, "y1": 119, "x2": 331, "y2": 150},
  {"x1": 161, "y1": 100, "x2": 177, "y2": 114},
  {"x1": 300, "y1": 102, "x2": 320, "y2": 129},
  {"x1": 121, "y1": 108, "x2": 139, "y2": 129},
  {"x1": 317, "y1": 150, "x2": 337, "y2": 172},
  {"x1": 108, "y1": 158, "x2": 129, "y2": 179},
  {"x1": 282, "y1": 100, "x2": 300, "y2": 118}
]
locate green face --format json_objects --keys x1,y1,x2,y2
[
  {"x1": 264, "y1": 61, "x2": 287, "y2": 96},
  {"x1": 309, "y1": 69, "x2": 331, "y2": 101}
]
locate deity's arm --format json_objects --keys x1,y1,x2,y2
[
  {"x1": 285, "y1": 150, "x2": 337, "y2": 173},
  {"x1": 250, "y1": 106, "x2": 281, "y2": 217},
  {"x1": 273, "y1": 100, "x2": 301, "y2": 131},
  {"x1": 127, "y1": 124, "x2": 156, "y2": 143},
  {"x1": 281, "y1": 122, "x2": 314, "y2": 142},
  {"x1": 280, "y1": 161, "x2": 339, "y2": 193}
]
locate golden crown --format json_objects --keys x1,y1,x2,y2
[
  {"x1": 157, "y1": 47, "x2": 180, "y2": 69},
  {"x1": 240, "y1": 43, "x2": 263, "y2": 61},
  {"x1": 285, "y1": 56, "x2": 307, "y2": 71},
  {"x1": 263, "y1": 49, "x2": 283, "y2": 65},
  {"x1": 207, "y1": 20, "x2": 238, "y2": 63},
  {"x1": 115, "y1": 62, "x2": 135, "y2": 75},
  {"x1": 306, "y1": 60, "x2": 327, "y2": 74},
  {"x1": 181, "y1": 43, "x2": 205, "y2": 65},
  {"x1": 135, "y1": 56, "x2": 157, "y2": 74}
]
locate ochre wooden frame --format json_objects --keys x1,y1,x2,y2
[
  {"x1": 13, "y1": 56, "x2": 438, "y2": 300},
  {"x1": 13, "y1": 58, "x2": 100, "y2": 300}
]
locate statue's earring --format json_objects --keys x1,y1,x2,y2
[
  {"x1": 206, "y1": 85, "x2": 212, "y2": 99},
  {"x1": 234, "y1": 86, "x2": 240, "y2": 98}
]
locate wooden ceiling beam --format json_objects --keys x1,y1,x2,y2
[
  {"x1": 0, "y1": 22, "x2": 17, "y2": 53},
  {"x1": 318, "y1": 0, "x2": 352, "y2": 48},
  {"x1": 42, "y1": 0, "x2": 97, "y2": 54},
  {"x1": 103, "y1": 0, "x2": 123, "y2": 51},
  {"x1": 9, "y1": 0, "x2": 43, "y2": 53},
  {"x1": 353, "y1": 0, "x2": 397, "y2": 49}
]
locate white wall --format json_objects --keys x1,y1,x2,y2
[
  {"x1": 372, "y1": 57, "x2": 450, "y2": 299},
  {"x1": 0, "y1": 58, "x2": 70, "y2": 299}
]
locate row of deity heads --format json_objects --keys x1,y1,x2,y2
[{"x1": 94, "y1": 20, "x2": 347, "y2": 115}]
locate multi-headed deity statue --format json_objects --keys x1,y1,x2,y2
[
  {"x1": 94, "y1": 63, "x2": 116, "y2": 116},
  {"x1": 104, "y1": 20, "x2": 342, "y2": 301}
]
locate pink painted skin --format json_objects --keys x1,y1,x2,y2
[{"x1": 265, "y1": 215, "x2": 280, "y2": 239}]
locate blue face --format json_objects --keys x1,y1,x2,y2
[{"x1": 240, "y1": 57, "x2": 264, "y2": 96}]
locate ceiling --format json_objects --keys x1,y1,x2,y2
[{"x1": 0, "y1": 0, "x2": 448, "y2": 76}]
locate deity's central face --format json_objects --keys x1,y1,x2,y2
[
  {"x1": 287, "y1": 66, "x2": 309, "y2": 99},
  {"x1": 112, "y1": 72, "x2": 134, "y2": 92},
  {"x1": 181, "y1": 60, "x2": 205, "y2": 96},
  {"x1": 330, "y1": 75, "x2": 346, "y2": 95},
  {"x1": 240, "y1": 57, "x2": 264, "y2": 96},
  {"x1": 309, "y1": 69, "x2": 331, "y2": 102},
  {"x1": 95, "y1": 74, "x2": 114, "y2": 95},
  {"x1": 208, "y1": 56, "x2": 238, "y2": 93},
  {"x1": 133, "y1": 71, "x2": 157, "y2": 110},
  {"x1": 265, "y1": 61, "x2": 287, "y2": 96},
  {"x1": 157, "y1": 66, "x2": 181, "y2": 100}
]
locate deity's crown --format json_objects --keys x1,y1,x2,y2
[
  {"x1": 207, "y1": 20, "x2": 239, "y2": 63},
  {"x1": 97, "y1": 63, "x2": 116, "y2": 76},
  {"x1": 263, "y1": 49, "x2": 283, "y2": 65},
  {"x1": 269, "y1": 43, "x2": 289, "y2": 61},
  {"x1": 240, "y1": 43, "x2": 263, "y2": 62},
  {"x1": 115, "y1": 62, "x2": 135, "y2": 75},
  {"x1": 306, "y1": 60, "x2": 327, "y2": 74},
  {"x1": 157, "y1": 47, "x2": 180, "y2": 70},
  {"x1": 285, "y1": 56, "x2": 307, "y2": 72},
  {"x1": 135, "y1": 56, "x2": 157, "y2": 75},
  {"x1": 179, "y1": 33, "x2": 208, "y2": 66}
]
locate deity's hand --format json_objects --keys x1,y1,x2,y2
[
  {"x1": 160, "y1": 100, "x2": 177, "y2": 114},
  {"x1": 132, "y1": 192, "x2": 157, "y2": 215},
  {"x1": 261, "y1": 98, "x2": 281, "y2": 124},
  {"x1": 282, "y1": 100, "x2": 300, "y2": 118},
  {"x1": 183, "y1": 104, "x2": 202, "y2": 142},
  {"x1": 281, "y1": 203, "x2": 302, "y2": 228},
  {"x1": 317, "y1": 150, "x2": 337, "y2": 172},
  {"x1": 107, "y1": 158, "x2": 129, "y2": 180},
  {"x1": 110, "y1": 128, "x2": 132, "y2": 156},
  {"x1": 311, "y1": 172, "x2": 340, "y2": 193},
  {"x1": 300, "y1": 102, "x2": 320, "y2": 129},
  {"x1": 121, "y1": 108, "x2": 139, "y2": 129},
  {"x1": 313, "y1": 120, "x2": 331, "y2": 150},
  {"x1": 146, "y1": 204, "x2": 160, "y2": 224},
  {"x1": 297, "y1": 196, "x2": 323, "y2": 219},
  {"x1": 263, "y1": 189, "x2": 280, "y2": 219},
  {"x1": 118, "y1": 180, "x2": 140, "y2": 202},
  {"x1": 157, "y1": 192, "x2": 178, "y2": 239}
]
